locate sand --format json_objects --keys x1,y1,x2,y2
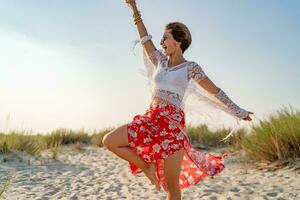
[{"x1": 0, "y1": 146, "x2": 299, "y2": 200}]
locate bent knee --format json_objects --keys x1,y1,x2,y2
[
  {"x1": 102, "y1": 125, "x2": 129, "y2": 150},
  {"x1": 102, "y1": 133, "x2": 114, "y2": 150}
]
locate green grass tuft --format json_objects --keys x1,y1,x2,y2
[
  {"x1": 242, "y1": 105, "x2": 300, "y2": 163},
  {"x1": 0, "y1": 171, "x2": 15, "y2": 199},
  {"x1": 187, "y1": 124, "x2": 247, "y2": 148}
]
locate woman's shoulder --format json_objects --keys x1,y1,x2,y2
[
  {"x1": 186, "y1": 60, "x2": 207, "y2": 81},
  {"x1": 186, "y1": 60, "x2": 204, "y2": 70}
]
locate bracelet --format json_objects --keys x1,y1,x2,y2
[
  {"x1": 134, "y1": 18, "x2": 143, "y2": 25},
  {"x1": 133, "y1": 16, "x2": 142, "y2": 21},
  {"x1": 140, "y1": 35, "x2": 152, "y2": 44}
]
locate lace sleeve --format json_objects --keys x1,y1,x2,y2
[
  {"x1": 187, "y1": 62, "x2": 208, "y2": 82},
  {"x1": 148, "y1": 49, "x2": 167, "y2": 67},
  {"x1": 214, "y1": 89, "x2": 248, "y2": 119}
]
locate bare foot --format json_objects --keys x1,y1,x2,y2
[{"x1": 142, "y1": 163, "x2": 160, "y2": 191}]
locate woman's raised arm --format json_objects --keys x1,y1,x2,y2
[{"x1": 125, "y1": 0, "x2": 161, "y2": 66}]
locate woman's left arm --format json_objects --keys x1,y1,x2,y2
[{"x1": 188, "y1": 63, "x2": 253, "y2": 121}]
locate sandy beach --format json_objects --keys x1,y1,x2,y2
[{"x1": 0, "y1": 146, "x2": 299, "y2": 200}]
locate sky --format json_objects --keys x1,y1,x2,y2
[{"x1": 0, "y1": 0, "x2": 299, "y2": 134}]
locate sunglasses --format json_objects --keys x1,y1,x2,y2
[{"x1": 160, "y1": 35, "x2": 169, "y2": 44}]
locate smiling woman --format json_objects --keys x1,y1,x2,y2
[
  {"x1": 102, "y1": 0, "x2": 253, "y2": 200},
  {"x1": 161, "y1": 22, "x2": 192, "y2": 56}
]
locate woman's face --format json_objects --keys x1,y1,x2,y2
[{"x1": 160, "y1": 29, "x2": 182, "y2": 56}]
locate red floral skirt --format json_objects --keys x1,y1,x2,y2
[{"x1": 127, "y1": 102, "x2": 227, "y2": 192}]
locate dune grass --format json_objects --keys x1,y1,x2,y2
[
  {"x1": 0, "y1": 172, "x2": 15, "y2": 199},
  {"x1": 188, "y1": 106, "x2": 300, "y2": 164},
  {"x1": 0, "y1": 128, "x2": 114, "y2": 156},
  {"x1": 1, "y1": 105, "x2": 300, "y2": 165},
  {"x1": 187, "y1": 124, "x2": 247, "y2": 148},
  {"x1": 242, "y1": 106, "x2": 300, "y2": 163},
  {"x1": 0, "y1": 133, "x2": 45, "y2": 156}
]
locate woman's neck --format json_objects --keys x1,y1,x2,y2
[{"x1": 168, "y1": 51, "x2": 186, "y2": 68}]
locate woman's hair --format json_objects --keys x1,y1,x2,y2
[{"x1": 165, "y1": 22, "x2": 192, "y2": 53}]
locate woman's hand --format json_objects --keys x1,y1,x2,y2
[
  {"x1": 125, "y1": 0, "x2": 136, "y2": 6},
  {"x1": 243, "y1": 111, "x2": 254, "y2": 121},
  {"x1": 125, "y1": 0, "x2": 138, "y2": 11}
]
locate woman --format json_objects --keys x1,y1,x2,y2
[{"x1": 102, "y1": 1, "x2": 253, "y2": 199}]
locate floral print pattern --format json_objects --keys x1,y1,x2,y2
[
  {"x1": 127, "y1": 103, "x2": 227, "y2": 192},
  {"x1": 187, "y1": 62, "x2": 208, "y2": 82}
]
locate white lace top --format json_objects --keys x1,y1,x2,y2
[
  {"x1": 149, "y1": 50, "x2": 207, "y2": 108},
  {"x1": 147, "y1": 49, "x2": 248, "y2": 119}
]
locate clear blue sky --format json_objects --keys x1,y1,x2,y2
[{"x1": 0, "y1": 0, "x2": 299, "y2": 133}]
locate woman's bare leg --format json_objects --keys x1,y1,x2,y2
[
  {"x1": 164, "y1": 148, "x2": 184, "y2": 200},
  {"x1": 102, "y1": 124, "x2": 160, "y2": 190}
]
